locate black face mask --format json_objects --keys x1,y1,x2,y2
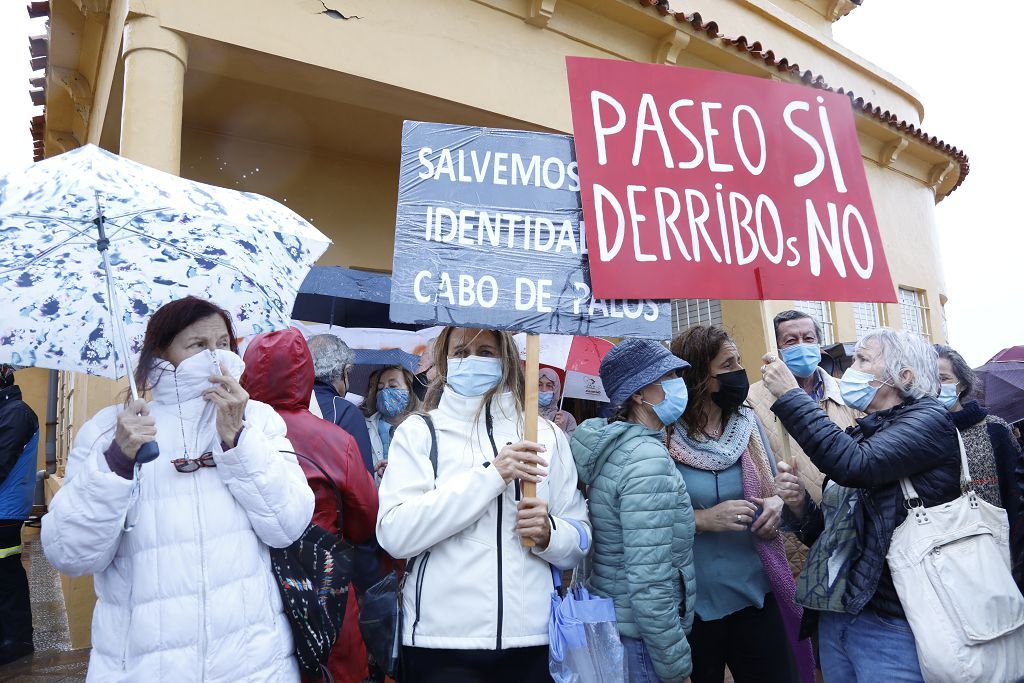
[{"x1": 711, "y1": 369, "x2": 749, "y2": 411}]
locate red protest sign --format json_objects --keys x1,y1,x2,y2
[{"x1": 566, "y1": 57, "x2": 896, "y2": 302}]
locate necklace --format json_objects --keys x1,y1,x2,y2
[{"x1": 173, "y1": 372, "x2": 203, "y2": 458}]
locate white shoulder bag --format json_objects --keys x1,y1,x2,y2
[{"x1": 887, "y1": 429, "x2": 1024, "y2": 683}]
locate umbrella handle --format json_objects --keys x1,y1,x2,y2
[{"x1": 135, "y1": 441, "x2": 160, "y2": 464}]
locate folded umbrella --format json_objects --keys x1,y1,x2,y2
[
  {"x1": 0, "y1": 145, "x2": 331, "y2": 461},
  {"x1": 548, "y1": 567, "x2": 625, "y2": 683}
]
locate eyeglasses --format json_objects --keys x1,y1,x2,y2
[{"x1": 171, "y1": 452, "x2": 216, "y2": 473}]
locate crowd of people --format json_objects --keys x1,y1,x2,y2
[{"x1": 1, "y1": 294, "x2": 1021, "y2": 682}]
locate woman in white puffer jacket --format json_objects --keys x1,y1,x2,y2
[
  {"x1": 41, "y1": 296, "x2": 314, "y2": 682},
  {"x1": 377, "y1": 326, "x2": 591, "y2": 682}
]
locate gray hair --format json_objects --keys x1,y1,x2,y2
[
  {"x1": 773, "y1": 310, "x2": 822, "y2": 345},
  {"x1": 307, "y1": 334, "x2": 354, "y2": 384},
  {"x1": 857, "y1": 328, "x2": 939, "y2": 400},
  {"x1": 934, "y1": 344, "x2": 978, "y2": 400}
]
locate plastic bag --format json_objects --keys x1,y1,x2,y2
[{"x1": 548, "y1": 567, "x2": 626, "y2": 683}]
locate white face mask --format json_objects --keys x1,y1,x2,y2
[
  {"x1": 446, "y1": 356, "x2": 503, "y2": 397},
  {"x1": 938, "y1": 383, "x2": 959, "y2": 409}
]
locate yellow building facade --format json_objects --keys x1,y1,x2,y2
[{"x1": 25, "y1": 0, "x2": 967, "y2": 644}]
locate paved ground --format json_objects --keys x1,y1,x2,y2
[{"x1": 0, "y1": 523, "x2": 89, "y2": 682}]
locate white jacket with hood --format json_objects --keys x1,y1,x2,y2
[
  {"x1": 41, "y1": 350, "x2": 314, "y2": 682},
  {"x1": 376, "y1": 389, "x2": 591, "y2": 651}
]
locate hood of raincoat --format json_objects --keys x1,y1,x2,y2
[
  {"x1": 241, "y1": 327, "x2": 314, "y2": 412},
  {"x1": 571, "y1": 417, "x2": 663, "y2": 486}
]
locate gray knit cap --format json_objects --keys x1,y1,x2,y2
[{"x1": 600, "y1": 339, "x2": 690, "y2": 408}]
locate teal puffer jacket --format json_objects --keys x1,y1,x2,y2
[{"x1": 571, "y1": 418, "x2": 696, "y2": 683}]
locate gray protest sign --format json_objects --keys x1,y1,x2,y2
[{"x1": 389, "y1": 121, "x2": 671, "y2": 339}]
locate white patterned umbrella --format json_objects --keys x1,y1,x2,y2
[{"x1": 0, "y1": 144, "x2": 332, "y2": 389}]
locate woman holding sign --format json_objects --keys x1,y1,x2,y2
[
  {"x1": 670, "y1": 325, "x2": 813, "y2": 683},
  {"x1": 375, "y1": 326, "x2": 591, "y2": 683}
]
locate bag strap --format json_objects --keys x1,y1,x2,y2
[
  {"x1": 420, "y1": 414, "x2": 439, "y2": 478},
  {"x1": 898, "y1": 428, "x2": 971, "y2": 505},
  {"x1": 282, "y1": 450, "x2": 345, "y2": 531}
]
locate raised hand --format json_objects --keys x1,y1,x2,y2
[
  {"x1": 775, "y1": 460, "x2": 807, "y2": 514},
  {"x1": 114, "y1": 399, "x2": 157, "y2": 460},
  {"x1": 204, "y1": 362, "x2": 249, "y2": 446},
  {"x1": 760, "y1": 352, "x2": 799, "y2": 399}
]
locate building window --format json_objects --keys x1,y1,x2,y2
[
  {"x1": 898, "y1": 287, "x2": 931, "y2": 339},
  {"x1": 792, "y1": 300, "x2": 835, "y2": 345},
  {"x1": 853, "y1": 302, "x2": 885, "y2": 339},
  {"x1": 671, "y1": 299, "x2": 722, "y2": 335}
]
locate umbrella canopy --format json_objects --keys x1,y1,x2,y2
[
  {"x1": 987, "y1": 346, "x2": 1024, "y2": 363},
  {"x1": 974, "y1": 360, "x2": 1024, "y2": 425},
  {"x1": 0, "y1": 145, "x2": 331, "y2": 380},
  {"x1": 291, "y1": 266, "x2": 418, "y2": 330},
  {"x1": 348, "y1": 348, "x2": 421, "y2": 399},
  {"x1": 515, "y1": 334, "x2": 614, "y2": 402}
]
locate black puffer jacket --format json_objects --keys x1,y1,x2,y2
[{"x1": 772, "y1": 390, "x2": 960, "y2": 618}]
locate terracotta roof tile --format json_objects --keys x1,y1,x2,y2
[
  {"x1": 27, "y1": 1, "x2": 49, "y2": 19},
  {"x1": 647, "y1": 2, "x2": 968, "y2": 193}
]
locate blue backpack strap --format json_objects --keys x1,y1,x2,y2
[{"x1": 420, "y1": 414, "x2": 439, "y2": 478}]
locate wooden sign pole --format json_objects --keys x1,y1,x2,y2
[{"x1": 522, "y1": 333, "x2": 539, "y2": 547}]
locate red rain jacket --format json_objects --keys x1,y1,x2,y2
[{"x1": 242, "y1": 327, "x2": 378, "y2": 683}]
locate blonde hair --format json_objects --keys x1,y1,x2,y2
[{"x1": 424, "y1": 327, "x2": 525, "y2": 420}]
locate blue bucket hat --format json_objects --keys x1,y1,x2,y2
[{"x1": 600, "y1": 339, "x2": 690, "y2": 409}]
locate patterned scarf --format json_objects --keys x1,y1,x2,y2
[{"x1": 667, "y1": 407, "x2": 756, "y2": 470}]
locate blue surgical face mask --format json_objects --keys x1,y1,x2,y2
[
  {"x1": 376, "y1": 387, "x2": 409, "y2": 418},
  {"x1": 839, "y1": 368, "x2": 885, "y2": 412},
  {"x1": 781, "y1": 343, "x2": 821, "y2": 378},
  {"x1": 446, "y1": 356, "x2": 503, "y2": 397},
  {"x1": 938, "y1": 383, "x2": 960, "y2": 409},
  {"x1": 645, "y1": 377, "x2": 689, "y2": 427},
  {"x1": 538, "y1": 391, "x2": 555, "y2": 408}
]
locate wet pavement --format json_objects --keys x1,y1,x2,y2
[{"x1": 0, "y1": 523, "x2": 89, "y2": 682}]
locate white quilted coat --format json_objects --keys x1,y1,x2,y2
[
  {"x1": 377, "y1": 389, "x2": 591, "y2": 650},
  {"x1": 41, "y1": 350, "x2": 314, "y2": 682}
]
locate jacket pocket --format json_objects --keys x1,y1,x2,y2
[
  {"x1": 121, "y1": 586, "x2": 134, "y2": 670},
  {"x1": 924, "y1": 529, "x2": 1024, "y2": 643},
  {"x1": 676, "y1": 568, "x2": 687, "y2": 619}
]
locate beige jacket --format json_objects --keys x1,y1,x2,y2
[{"x1": 748, "y1": 368, "x2": 860, "y2": 503}]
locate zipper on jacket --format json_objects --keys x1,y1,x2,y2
[
  {"x1": 193, "y1": 472, "x2": 209, "y2": 681},
  {"x1": 485, "y1": 404, "x2": 504, "y2": 651},
  {"x1": 411, "y1": 551, "x2": 431, "y2": 645}
]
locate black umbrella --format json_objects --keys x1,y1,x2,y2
[
  {"x1": 347, "y1": 348, "x2": 421, "y2": 398},
  {"x1": 974, "y1": 360, "x2": 1024, "y2": 425},
  {"x1": 291, "y1": 265, "x2": 418, "y2": 330}
]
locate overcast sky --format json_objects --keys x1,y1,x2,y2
[{"x1": 1, "y1": 1, "x2": 1018, "y2": 366}]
